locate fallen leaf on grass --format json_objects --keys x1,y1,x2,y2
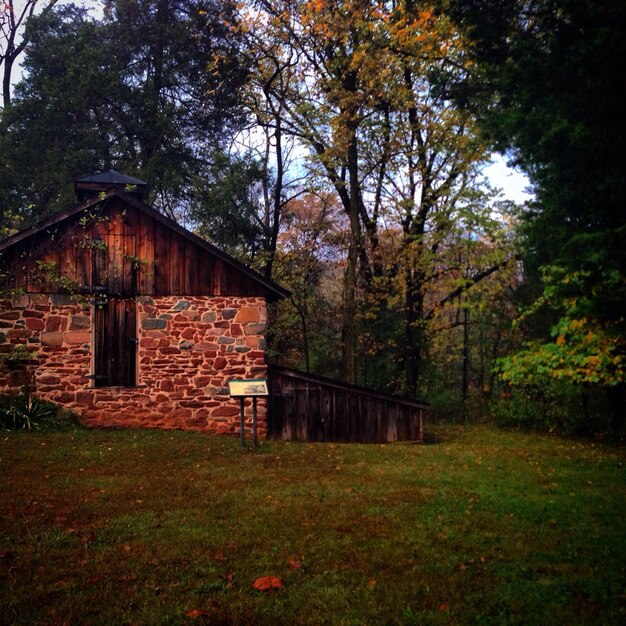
[
  {"x1": 225, "y1": 571, "x2": 236, "y2": 589},
  {"x1": 82, "y1": 530, "x2": 97, "y2": 548},
  {"x1": 252, "y1": 576, "x2": 284, "y2": 591},
  {"x1": 288, "y1": 558, "x2": 302, "y2": 570},
  {"x1": 367, "y1": 578, "x2": 377, "y2": 588},
  {"x1": 185, "y1": 608, "x2": 210, "y2": 618},
  {"x1": 438, "y1": 603, "x2": 449, "y2": 611}
]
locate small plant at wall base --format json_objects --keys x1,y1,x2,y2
[{"x1": 0, "y1": 391, "x2": 81, "y2": 431}]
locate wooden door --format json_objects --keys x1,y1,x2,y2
[{"x1": 93, "y1": 297, "x2": 137, "y2": 387}]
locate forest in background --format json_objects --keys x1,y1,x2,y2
[{"x1": 1, "y1": 0, "x2": 624, "y2": 435}]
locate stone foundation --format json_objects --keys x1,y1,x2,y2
[{"x1": 0, "y1": 294, "x2": 268, "y2": 435}]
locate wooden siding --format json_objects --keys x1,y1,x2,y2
[
  {"x1": 268, "y1": 365, "x2": 427, "y2": 443},
  {"x1": 0, "y1": 198, "x2": 276, "y2": 298}
]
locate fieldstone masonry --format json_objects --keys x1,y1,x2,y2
[{"x1": 0, "y1": 294, "x2": 268, "y2": 435}]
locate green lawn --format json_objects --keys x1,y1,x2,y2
[{"x1": 0, "y1": 425, "x2": 624, "y2": 625}]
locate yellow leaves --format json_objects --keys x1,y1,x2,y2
[{"x1": 556, "y1": 334, "x2": 566, "y2": 346}]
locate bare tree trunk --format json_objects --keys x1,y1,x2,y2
[
  {"x1": 263, "y1": 113, "x2": 284, "y2": 279},
  {"x1": 342, "y1": 123, "x2": 365, "y2": 385},
  {"x1": 342, "y1": 239, "x2": 358, "y2": 384},
  {"x1": 461, "y1": 303, "x2": 470, "y2": 421},
  {"x1": 404, "y1": 271, "x2": 424, "y2": 397},
  {"x1": 1, "y1": 1, "x2": 60, "y2": 109}
]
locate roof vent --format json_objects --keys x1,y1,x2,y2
[{"x1": 74, "y1": 169, "x2": 148, "y2": 202}]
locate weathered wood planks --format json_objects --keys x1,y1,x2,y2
[{"x1": 268, "y1": 365, "x2": 427, "y2": 443}]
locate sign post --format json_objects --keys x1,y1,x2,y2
[{"x1": 228, "y1": 379, "x2": 269, "y2": 448}]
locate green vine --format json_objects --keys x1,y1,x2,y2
[
  {"x1": 33, "y1": 261, "x2": 89, "y2": 305},
  {"x1": 123, "y1": 254, "x2": 151, "y2": 270}
]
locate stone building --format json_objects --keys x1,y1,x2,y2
[{"x1": 0, "y1": 171, "x2": 287, "y2": 434}]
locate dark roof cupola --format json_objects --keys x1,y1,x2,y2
[{"x1": 74, "y1": 169, "x2": 148, "y2": 202}]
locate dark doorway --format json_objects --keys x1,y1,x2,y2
[{"x1": 93, "y1": 297, "x2": 137, "y2": 387}]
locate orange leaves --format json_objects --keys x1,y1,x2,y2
[
  {"x1": 305, "y1": 0, "x2": 330, "y2": 15},
  {"x1": 252, "y1": 575, "x2": 285, "y2": 591},
  {"x1": 186, "y1": 574, "x2": 285, "y2": 619},
  {"x1": 185, "y1": 608, "x2": 210, "y2": 619}
]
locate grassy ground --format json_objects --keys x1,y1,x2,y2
[{"x1": 0, "y1": 425, "x2": 624, "y2": 625}]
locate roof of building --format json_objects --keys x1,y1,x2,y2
[
  {"x1": 0, "y1": 186, "x2": 289, "y2": 301},
  {"x1": 74, "y1": 169, "x2": 147, "y2": 186}
]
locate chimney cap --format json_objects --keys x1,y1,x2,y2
[{"x1": 74, "y1": 169, "x2": 147, "y2": 201}]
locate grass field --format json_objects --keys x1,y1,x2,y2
[{"x1": 0, "y1": 425, "x2": 624, "y2": 625}]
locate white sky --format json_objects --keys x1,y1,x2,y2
[
  {"x1": 483, "y1": 154, "x2": 533, "y2": 204},
  {"x1": 7, "y1": 0, "x2": 533, "y2": 204}
]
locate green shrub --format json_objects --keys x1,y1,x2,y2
[
  {"x1": 0, "y1": 393, "x2": 81, "y2": 431},
  {"x1": 428, "y1": 389, "x2": 466, "y2": 423},
  {"x1": 488, "y1": 382, "x2": 610, "y2": 435}
]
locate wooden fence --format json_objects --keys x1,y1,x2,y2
[{"x1": 267, "y1": 365, "x2": 427, "y2": 443}]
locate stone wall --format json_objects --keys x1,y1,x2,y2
[{"x1": 0, "y1": 294, "x2": 268, "y2": 435}]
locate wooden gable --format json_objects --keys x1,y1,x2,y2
[{"x1": 0, "y1": 191, "x2": 288, "y2": 301}]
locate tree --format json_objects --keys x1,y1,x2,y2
[
  {"x1": 188, "y1": 151, "x2": 268, "y2": 263},
  {"x1": 448, "y1": 0, "x2": 626, "y2": 429},
  {"x1": 270, "y1": 192, "x2": 346, "y2": 375},
  {"x1": 0, "y1": 0, "x2": 60, "y2": 108},
  {"x1": 0, "y1": 0, "x2": 249, "y2": 228},
  {"x1": 237, "y1": 0, "x2": 515, "y2": 395},
  {"x1": 423, "y1": 199, "x2": 521, "y2": 417}
]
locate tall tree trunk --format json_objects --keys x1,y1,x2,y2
[
  {"x1": 342, "y1": 125, "x2": 364, "y2": 385},
  {"x1": 462, "y1": 302, "x2": 470, "y2": 421},
  {"x1": 263, "y1": 113, "x2": 283, "y2": 279},
  {"x1": 404, "y1": 263, "x2": 424, "y2": 397},
  {"x1": 343, "y1": 239, "x2": 359, "y2": 384},
  {"x1": 2, "y1": 59, "x2": 12, "y2": 108}
]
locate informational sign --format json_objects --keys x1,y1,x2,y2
[
  {"x1": 228, "y1": 379, "x2": 269, "y2": 398},
  {"x1": 228, "y1": 379, "x2": 269, "y2": 448}
]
